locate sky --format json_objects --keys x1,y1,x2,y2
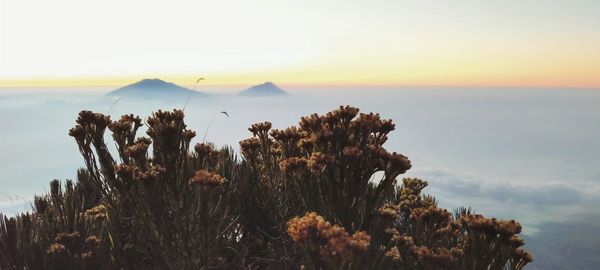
[{"x1": 1, "y1": 0, "x2": 599, "y2": 88}]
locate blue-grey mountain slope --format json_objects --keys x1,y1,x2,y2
[
  {"x1": 107, "y1": 78, "x2": 207, "y2": 101},
  {"x1": 238, "y1": 82, "x2": 287, "y2": 96}
]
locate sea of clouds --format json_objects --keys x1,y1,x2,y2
[{"x1": 1, "y1": 87, "x2": 599, "y2": 268}]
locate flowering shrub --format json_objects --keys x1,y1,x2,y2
[
  {"x1": 287, "y1": 212, "x2": 370, "y2": 268},
  {"x1": 0, "y1": 106, "x2": 531, "y2": 269}
]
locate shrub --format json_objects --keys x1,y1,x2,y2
[{"x1": 0, "y1": 106, "x2": 532, "y2": 269}]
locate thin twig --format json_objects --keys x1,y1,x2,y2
[{"x1": 183, "y1": 77, "x2": 204, "y2": 112}]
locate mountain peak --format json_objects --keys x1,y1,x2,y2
[
  {"x1": 107, "y1": 78, "x2": 207, "y2": 100},
  {"x1": 123, "y1": 78, "x2": 177, "y2": 89},
  {"x1": 239, "y1": 82, "x2": 287, "y2": 96}
]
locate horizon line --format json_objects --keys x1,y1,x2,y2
[{"x1": 0, "y1": 77, "x2": 599, "y2": 90}]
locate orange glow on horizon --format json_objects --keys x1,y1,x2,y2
[
  {"x1": 2, "y1": 1, "x2": 600, "y2": 90},
  {"x1": 1, "y1": 70, "x2": 599, "y2": 89}
]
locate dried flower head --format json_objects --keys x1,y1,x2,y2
[
  {"x1": 460, "y1": 214, "x2": 523, "y2": 238},
  {"x1": 385, "y1": 227, "x2": 400, "y2": 236},
  {"x1": 287, "y1": 212, "x2": 370, "y2": 266},
  {"x1": 352, "y1": 112, "x2": 384, "y2": 133},
  {"x1": 54, "y1": 231, "x2": 81, "y2": 243},
  {"x1": 84, "y1": 204, "x2": 108, "y2": 221},
  {"x1": 414, "y1": 246, "x2": 459, "y2": 265},
  {"x1": 307, "y1": 152, "x2": 335, "y2": 172},
  {"x1": 514, "y1": 248, "x2": 533, "y2": 263},
  {"x1": 399, "y1": 178, "x2": 429, "y2": 210},
  {"x1": 279, "y1": 157, "x2": 308, "y2": 173},
  {"x1": 324, "y1": 105, "x2": 359, "y2": 125},
  {"x1": 189, "y1": 170, "x2": 225, "y2": 189},
  {"x1": 270, "y1": 145, "x2": 283, "y2": 156},
  {"x1": 379, "y1": 119, "x2": 395, "y2": 134},
  {"x1": 270, "y1": 126, "x2": 303, "y2": 143},
  {"x1": 194, "y1": 143, "x2": 214, "y2": 157},
  {"x1": 383, "y1": 152, "x2": 412, "y2": 178},
  {"x1": 183, "y1": 129, "x2": 197, "y2": 141},
  {"x1": 108, "y1": 114, "x2": 143, "y2": 145},
  {"x1": 124, "y1": 141, "x2": 149, "y2": 159},
  {"x1": 47, "y1": 243, "x2": 66, "y2": 254},
  {"x1": 81, "y1": 251, "x2": 93, "y2": 259},
  {"x1": 239, "y1": 137, "x2": 261, "y2": 156},
  {"x1": 410, "y1": 206, "x2": 452, "y2": 226},
  {"x1": 385, "y1": 246, "x2": 402, "y2": 262},
  {"x1": 378, "y1": 203, "x2": 400, "y2": 220},
  {"x1": 146, "y1": 109, "x2": 188, "y2": 141},
  {"x1": 76, "y1": 110, "x2": 112, "y2": 129},
  {"x1": 86, "y1": 236, "x2": 102, "y2": 247},
  {"x1": 349, "y1": 231, "x2": 371, "y2": 251},
  {"x1": 297, "y1": 138, "x2": 314, "y2": 151},
  {"x1": 299, "y1": 113, "x2": 323, "y2": 132},
  {"x1": 133, "y1": 165, "x2": 165, "y2": 182},
  {"x1": 342, "y1": 146, "x2": 363, "y2": 158},
  {"x1": 115, "y1": 163, "x2": 138, "y2": 182},
  {"x1": 392, "y1": 235, "x2": 415, "y2": 250},
  {"x1": 248, "y1": 121, "x2": 272, "y2": 137},
  {"x1": 68, "y1": 125, "x2": 86, "y2": 140}
]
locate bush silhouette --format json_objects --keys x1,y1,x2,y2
[{"x1": 0, "y1": 106, "x2": 532, "y2": 269}]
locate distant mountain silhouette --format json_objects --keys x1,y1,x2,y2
[
  {"x1": 107, "y1": 79, "x2": 207, "y2": 100},
  {"x1": 239, "y1": 82, "x2": 287, "y2": 96}
]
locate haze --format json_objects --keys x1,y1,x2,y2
[{"x1": 1, "y1": 0, "x2": 600, "y2": 88}]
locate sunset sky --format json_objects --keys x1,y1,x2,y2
[{"x1": 1, "y1": 0, "x2": 599, "y2": 88}]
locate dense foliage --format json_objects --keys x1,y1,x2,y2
[{"x1": 0, "y1": 106, "x2": 532, "y2": 269}]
